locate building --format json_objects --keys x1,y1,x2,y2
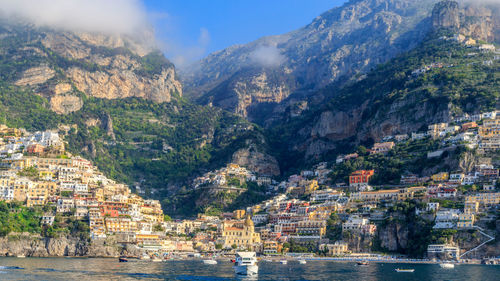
[
  {"x1": 219, "y1": 216, "x2": 261, "y2": 251},
  {"x1": 296, "y1": 220, "x2": 327, "y2": 236},
  {"x1": 427, "y1": 244, "x2": 460, "y2": 260},
  {"x1": 263, "y1": 240, "x2": 280, "y2": 255},
  {"x1": 428, "y1": 123, "x2": 448, "y2": 139},
  {"x1": 320, "y1": 242, "x2": 349, "y2": 256},
  {"x1": 434, "y1": 210, "x2": 460, "y2": 229},
  {"x1": 342, "y1": 216, "x2": 377, "y2": 235},
  {"x1": 350, "y1": 189, "x2": 399, "y2": 203},
  {"x1": 465, "y1": 193, "x2": 500, "y2": 206},
  {"x1": 370, "y1": 142, "x2": 395, "y2": 154},
  {"x1": 457, "y1": 212, "x2": 475, "y2": 229},
  {"x1": 432, "y1": 172, "x2": 449, "y2": 182},
  {"x1": 310, "y1": 189, "x2": 344, "y2": 202},
  {"x1": 349, "y1": 170, "x2": 374, "y2": 190}
]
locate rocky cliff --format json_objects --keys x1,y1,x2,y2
[
  {"x1": 1, "y1": 21, "x2": 182, "y2": 114},
  {"x1": 432, "y1": 0, "x2": 500, "y2": 43},
  {"x1": 183, "y1": 0, "x2": 439, "y2": 123},
  {"x1": 0, "y1": 233, "x2": 141, "y2": 257}
]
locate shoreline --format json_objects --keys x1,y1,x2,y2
[{"x1": 1, "y1": 255, "x2": 495, "y2": 266}]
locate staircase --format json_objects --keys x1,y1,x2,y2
[{"x1": 459, "y1": 226, "x2": 495, "y2": 258}]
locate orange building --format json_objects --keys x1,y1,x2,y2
[{"x1": 349, "y1": 170, "x2": 374, "y2": 190}]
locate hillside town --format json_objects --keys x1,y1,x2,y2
[{"x1": 0, "y1": 109, "x2": 499, "y2": 262}]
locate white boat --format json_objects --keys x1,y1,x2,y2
[
  {"x1": 203, "y1": 259, "x2": 218, "y2": 265},
  {"x1": 298, "y1": 259, "x2": 307, "y2": 264},
  {"x1": 233, "y1": 252, "x2": 258, "y2": 276},
  {"x1": 140, "y1": 254, "x2": 151, "y2": 260},
  {"x1": 439, "y1": 263, "x2": 455, "y2": 269},
  {"x1": 16, "y1": 254, "x2": 26, "y2": 258},
  {"x1": 280, "y1": 260, "x2": 288, "y2": 265},
  {"x1": 151, "y1": 257, "x2": 162, "y2": 262},
  {"x1": 395, "y1": 268, "x2": 415, "y2": 273}
]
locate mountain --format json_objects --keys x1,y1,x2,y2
[
  {"x1": 0, "y1": 21, "x2": 278, "y2": 216},
  {"x1": 182, "y1": 0, "x2": 442, "y2": 124},
  {"x1": 267, "y1": 0, "x2": 500, "y2": 172},
  {"x1": 0, "y1": 20, "x2": 182, "y2": 113}
]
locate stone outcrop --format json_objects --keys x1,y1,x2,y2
[
  {"x1": 432, "y1": 0, "x2": 460, "y2": 29},
  {"x1": 232, "y1": 147, "x2": 280, "y2": 176},
  {"x1": 0, "y1": 233, "x2": 142, "y2": 257},
  {"x1": 432, "y1": 0, "x2": 499, "y2": 43},
  {"x1": 66, "y1": 67, "x2": 180, "y2": 103},
  {"x1": 50, "y1": 94, "x2": 83, "y2": 114},
  {"x1": 15, "y1": 65, "x2": 55, "y2": 86}
]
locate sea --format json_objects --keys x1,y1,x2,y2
[{"x1": 0, "y1": 257, "x2": 498, "y2": 281}]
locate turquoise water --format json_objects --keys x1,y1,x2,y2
[{"x1": 0, "y1": 257, "x2": 498, "y2": 280}]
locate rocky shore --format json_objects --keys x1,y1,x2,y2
[{"x1": 0, "y1": 233, "x2": 141, "y2": 257}]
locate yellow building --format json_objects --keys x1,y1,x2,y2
[
  {"x1": 4, "y1": 157, "x2": 36, "y2": 170},
  {"x1": 233, "y1": 209, "x2": 246, "y2": 219},
  {"x1": 296, "y1": 220, "x2": 327, "y2": 236},
  {"x1": 263, "y1": 240, "x2": 280, "y2": 255},
  {"x1": 397, "y1": 186, "x2": 426, "y2": 201},
  {"x1": 350, "y1": 190, "x2": 399, "y2": 203},
  {"x1": 36, "y1": 181, "x2": 58, "y2": 196},
  {"x1": 432, "y1": 172, "x2": 449, "y2": 182},
  {"x1": 465, "y1": 193, "x2": 500, "y2": 206},
  {"x1": 38, "y1": 170, "x2": 55, "y2": 180},
  {"x1": 105, "y1": 217, "x2": 137, "y2": 233},
  {"x1": 479, "y1": 119, "x2": 500, "y2": 138},
  {"x1": 464, "y1": 200, "x2": 479, "y2": 213},
  {"x1": 457, "y1": 212, "x2": 475, "y2": 228},
  {"x1": 220, "y1": 216, "x2": 261, "y2": 250}
]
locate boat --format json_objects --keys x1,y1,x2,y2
[
  {"x1": 233, "y1": 252, "x2": 259, "y2": 276},
  {"x1": 356, "y1": 261, "x2": 369, "y2": 266},
  {"x1": 16, "y1": 254, "x2": 26, "y2": 258},
  {"x1": 118, "y1": 257, "x2": 128, "y2": 262},
  {"x1": 395, "y1": 268, "x2": 415, "y2": 273},
  {"x1": 139, "y1": 254, "x2": 150, "y2": 260},
  {"x1": 280, "y1": 260, "x2": 288, "y2": 265},
  {"x1": 298, "y1": 259, "x2": 307, "y2": 264},
  {"x1": 151, "y1": 256, "x2": 162, "y2": 262},
  {"x1": 203, "y1": 259, "x2": 218, "y2": 265},
  {"x1": 439, "y1": 263, "x2": 455, "y2": 269}
]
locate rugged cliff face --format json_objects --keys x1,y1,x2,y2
[
  {"x1": 433, "y1": 0, "x2": 500, "y2": 43},
  {"x1": 0, "y1": 233, "x2": 141, "y2": 257},
  {"x1": 1, "y1": 21, "x2": 182, "y2": 114},
  {"x1": 183, "y1": 0, "x2": 439, "y2": 123}
]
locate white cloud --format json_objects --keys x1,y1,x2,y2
[
  {"x1": 163, "y1": 27, "x2": 211, "y2": 68},
  {"x1": 249, "y1": 45, "x2": 286, "y2": 68},
  {"x1": 0, "y1": 0, "x2": 148, "y2": 35}
]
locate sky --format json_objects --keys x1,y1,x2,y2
[
  {"x1": 0, "y1": 0, "x2": 347, "y2": 67},
  {"x1": 143, "y1": 0, "x2": 347, "y2": 67}
]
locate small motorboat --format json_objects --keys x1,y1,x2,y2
[
  {"x1": 119, "y1": 257, "x2": 128, "y2": 262},
  {"x1": 298, "y1": 259, "x2": 307, "y2": 264},
  {"x1": 395, "y1": 268, "x2": 415, "y2": 273},
  {"x1": 356, "y1": 261, "x2": 369, "y2": 266},
  {"x1": 280, "y1": 260, "x2": 288, "y2": 265},
  {"x1": 140, "y1": 254, "x2": 150, "y2": 260},
  {"x1": 151, "y1": 257, "x2": 162, "y2": 262},
  {"x1": 16, "y1": 254, "x2": 26, "y2": 258},
  {"x1": 203, "y1": 259, "x2": 218, "y2": 265},
  {"x1": 439, "y1": 263, "x2": 455, "y2": 269}
]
